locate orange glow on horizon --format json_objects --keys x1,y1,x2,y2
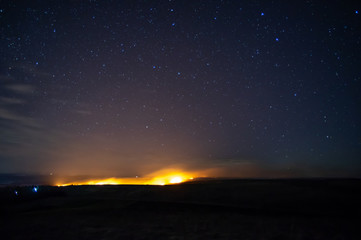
[
  {"x1": 56, "y1": 169, "x2": 201, "y2": 186},
  {"x1": 170, "y1": 177, "x2": 182, "y2": 184}
]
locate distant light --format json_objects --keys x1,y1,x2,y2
[
  {"x1": 356, "y1": 10, "x2": 359, "y2": 14},
  {"x1": 171, "y1": 22, "x2": 175, "y2": 26},
  {"x1": 14, "y1": 190, "x2": 18, "y2": 196},
  {"x1": 170, "y1": 177, "x2": 182, "y2": 184},
  {"x1": 294, "y1": 93, "x2": 297, "y2": 97},
  {"x1": 261, "y1": 12, "x2": 264, "y2": 16},
  {"x1": 214, "y1": 17, "x2": 217, "y2": 20},
  {"x1": 56, "y1": 170, "x2": 198, "y2": 186},
  {"x1": 33, "y1": 187, "x2": 38, "y2": 193},
  {"x1": 275, "y1": 38, "x2": 279, "y2": 42}
]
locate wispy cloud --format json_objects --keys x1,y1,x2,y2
[
  {"x1": 74, "y1": 110, "x2": 92, "y2": 115},
  {"x1": 0, "y1": 108, "x2": 40, "y2": 128},
  {"x1": 5, "y1": 84, "x2": 35, "y2": 95},
  {"x1": 0, "y1": 97, "x2": 25, "y2": 105}
]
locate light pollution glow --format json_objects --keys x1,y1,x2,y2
[{"x1": 56, "y1": 169, "x2": 199, "y2": 186}]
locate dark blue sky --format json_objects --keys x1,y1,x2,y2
[{"x1": 1, "y1": 0, "x2": 360, "y2": 178}]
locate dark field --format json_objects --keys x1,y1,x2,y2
[{"x1": 1, "y1": 179, "x2": 361, "y2": 239}]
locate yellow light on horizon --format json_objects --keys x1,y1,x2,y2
[
  {"x1": 56, "y1": 169, "x2": 198, "y2": 187},
  {"x1": 170, "y1": 177, "x2": 182, "y2": 184}
]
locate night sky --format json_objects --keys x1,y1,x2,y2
[{"x1": 1, "y1": 0, "x2": 361, "y2": 179}]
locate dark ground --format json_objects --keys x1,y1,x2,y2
[{"x1": 1, "y1": 179, "x2": 361, "y2": 239}]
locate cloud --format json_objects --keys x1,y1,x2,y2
[
  {"x1": 5, "y1": 84, "x2": 35, "y2": 95},
  {"x1": 74, "y1": 110, "x2": 92, "y2": 115},
  {"x1": 0, "y1": 108, "x2": 66, "y2": 174},
  {"x1": 0, "y1": 97, "x2": 25, "y2": 105},
  {"x1": 0, "y1": 108, "x2": 40, "y2": 128}
]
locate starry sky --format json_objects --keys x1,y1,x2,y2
[{"x1": 1, "y1": 0, "x2": 361, "y2": 179}]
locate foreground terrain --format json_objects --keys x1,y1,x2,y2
[{"x1": 1, "y1": 179, "x2": 361, "y2": 239}]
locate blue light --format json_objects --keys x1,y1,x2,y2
[
  {"x1": 261, "y1": 12, "x2": 264, "y2": 16},
  {"x1": 356, "y1": 10, "x2": 359, "y2": 14},
  {"x1": 275, "y1": 38, "x2": 279, "y2": 42},
  {"x1": 33, "y1": 187, "x2": 38, "y2": 193},
  {"x1": 14, "y1": 190, "x2": 18, "y2": 196}
]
